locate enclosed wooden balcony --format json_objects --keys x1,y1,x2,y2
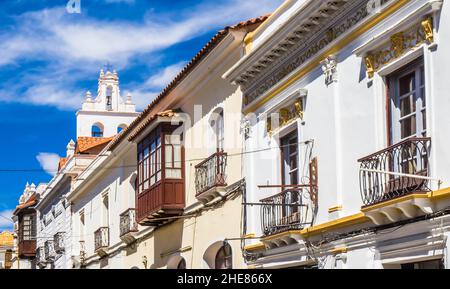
[
  {"x1": 94, "y1": 227, "x2": 109, "y2": 257},
  {"x1": 120, "y1": 209, "x2": 138, "y2": 244},
  {"x1": 195, "y1": 151, "x2": 227, "y2": 202},
  {"x1": 18, "y1": 240, "x2": 36, "y2": 258},
  {"x1": 358, "y1": 137, "x2": 431, "y2": 206},
  {"x1": 136, "y1": 123, "x2": 185, "y2": 226}
]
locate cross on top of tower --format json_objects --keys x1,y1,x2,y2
[{"x1": 104, "y1": 62, "x2": 113, "y2": 73}]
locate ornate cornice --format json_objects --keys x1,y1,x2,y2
[{"x1": 235, "y1": 0, "x2": 393, "y2": 108}]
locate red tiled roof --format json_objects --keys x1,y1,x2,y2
[
  {"x1": 108, "y1": 14, "x2": 270, "y2": 150},
  {"x1": 13, "y1": 193, "x2": 37, "y2": 215},
  {"x1": 58, "y1": 157, "x2": 68, "y2": 171},
  {"x1": 76, "y1": 137, "x2": 114, "y2": 155}
]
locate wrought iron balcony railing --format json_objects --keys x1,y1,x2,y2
[
  {"x1": 195, "y1": 151, "x2": 227, "y2": 196},
  {"x1": 120, "y1": 209, "x2": 138, "y2": 237},
  {"x1": 94, "y1": 227, "x2": 109, "y2": 252},
  {"x1": 358, "y1": 137, "x2": 431, "y2": 207},
  {"x1": 44, "y1": 240, "x2": 56, "y2": 261},
  {"x1": 36, "y1": 246, "x2": 46, "y2": 265},
  {"x1": 54, "y1": 232, "x2": 65, "y2": 253},
  {"x1": 260, "y1": 188, "x2": 310, "y2": 236}
]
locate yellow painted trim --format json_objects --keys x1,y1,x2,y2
[
  {"x1": 328, "y1": 205, "x2": 343, "y2": 213},
  {"x1": 244, "y1": 243, "x2": 266, "y2": 252},
  {"x1": 330, "y1": 247, "x2": 348, "y2": 255},
  {"x1": 244, "y1": 32, "x2": 254, "y2": 54},
  {"x1": 244, "y1": 0, "x2": 411, "y2": 114},
  {"x1": 301, "y1": 213, "x2": 370, "y2": 238},
  {"x1": 261, "y1": 230, "x2": 303, "y2": 242},
  {"x1": 430, "y1": 186, "x2": 450, "y2": 200},
  {"x1": 242, "y1": 233, "x2": 256, "y2": 239},
  {"x1": 362, "y1": 187, "x2": 450, "y2": 212}
]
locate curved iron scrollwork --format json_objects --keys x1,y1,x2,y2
[
  {"x1": 260, "y1": 189, "x2": 310, "y2": 236},
  {"x1": 358, "y1": 137, "x2": 431, "y2": 206},
  {"x1": 195, "y1": 151, "x2": 227, "y2": 195}
]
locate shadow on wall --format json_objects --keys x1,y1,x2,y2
[{"x1": 150, "y1": 220, "x2": 184, "y2": 269}]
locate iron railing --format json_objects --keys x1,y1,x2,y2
[
  {"x1": 94, "y1": 227, "x2": 109, "y2": 252},
  {"x1": 358, "y1": 137, "x2": 431, "y2": 206},
  {"x1": 36, "y1": 246, "x2": 46, "y2": 265},
  {"x1": 195, "y1": 151, "x2": 227, "y2": 196},
  {"x1": 54, "y1": 232, "x2": 65, "y2": 253},
  {"x1": 120, "y1": 209, "x2": 138, "y2": 237},
  {"x1": 44, "y1": 240, "x2": 56, "y2": 261},
  {"x1": 260, "y1": 189, "x2": 309, "y2": 236}
]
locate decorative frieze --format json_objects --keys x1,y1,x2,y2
[
  {"x1": 365, "y1": 17, "x2": 434, "y2": 78},
  {"x1": 241, "y1": 0, "x2": 392, "y2": 107},
  {"x1": 267, "y1": 98, "x2": 304, "y2": 136}
]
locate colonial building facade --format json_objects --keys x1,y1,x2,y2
[
  {"x1": 225, "y1": 0, "x2": 450, "y2": 269},
  {"x1": 9, "y1": 0, "x2": 450, "y2": 270}
]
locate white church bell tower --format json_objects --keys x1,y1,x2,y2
[{"x1": 76, "y1": 69, "x2": 139, "y2": 138}]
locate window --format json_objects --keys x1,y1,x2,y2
[
  {"x1": 92, "y1": 123, "x2": 104, "y2": 138},
  {"x1": 400, "y1": 259, "x2": 444, "y2": 269},
  {"x1": 177, "y1": 258, "x2": 187, "y2": 269},
  {"x1": 79, "y1": 210, "x2": 85, "y2": 242},
  {"x1": 138, "y1": 134, "x2": 162, "y2": 193},
  {"x1": 106, "y1": 86, "x2": 113, "y2": 111},
  {"x1": 281, "y1": 130, "x2": 299, "y2": 185},
  {"x1": 389, "y1": 57, "x2": 426, "y2": 142},
  {"x1": 21, "y1": 214, "x2": 36, "y2": 241},
  {"x1": 103, "y1": 194, "x2": 109, "y2": 227},
  {"x1": 137, "y1": 125, "x2": 184, "y2": 194},
  {"x1": 117, "y1": 124, "x2": 127, "y2": 134},
  {"x1": 215, "y1": 243, "x2": 232, "y2": 269},
  {"x1": 165, "y1": 134, "x2": 182, "y2": 179},
  {"x1": 211, "y1": 109, "x2": 224, "y2": 152}
]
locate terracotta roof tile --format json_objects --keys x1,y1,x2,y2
[
  {"x1": 13, "y1": 193, "x2": 37, "y2": 215},
  {"x1": 58, "y1": 157, "x2": 68, "y2": 171},
  {"x1": 108, "y1": 14, "x2": 270, "y2": 150},
  {"x1": 76, "y1": 137, "x2": 114, "y2": 154}
]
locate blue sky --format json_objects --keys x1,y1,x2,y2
[{"x1": 0, "y1": 0, "x2": 283, "y2": 230}]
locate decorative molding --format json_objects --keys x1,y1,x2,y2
[
  {"x1": 364, "y1": 17, "x2": 434, "y2": 78},
  {"x1": 266, "y1": 98, "x2": 304, "y2": 136},
  {"x1": 320, "y1": 55, "x2": 338, "y2": 85},
  {"x1": 239, "y1": 0, "x2": 393, "y2": 107}
]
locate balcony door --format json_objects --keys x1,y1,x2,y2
[
  {"x1": 389, "y1": 57, "x2": 426, "y2": 144},
  {"x1": 280, "y1": 130, "x2": 299, "y2": 218},
  {"x1": 388, "y1": 57, "x2": 428, "y2": 186}
]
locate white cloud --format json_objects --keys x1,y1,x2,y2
[
  {"x1": 36, "y1": 153, "x2": 61, "y2": 176},
  {"x1": 145, "y1": 61, "x2": 187, "y2": 88},
  {"x1": 0, "y1": 210, "x2": 14, "y2": 232},
  {"x1": 0, "y1": 0, "x2": 283, "y2": 110}
]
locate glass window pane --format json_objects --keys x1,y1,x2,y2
[
  {"x1": 174, "y1": 145, "x2": 181, "y2": 168},
  {"x1": 399, "y1": 72, "x2": 415, "y2": 95},
  {"x1": 400, "y1": 95, "x2": 415, "y2": 117},
  {"x1": 401, "y1": 116, "x2": 416, "y2": 139},
  {"x1": 165, "y1": 146, "x2": 173, "y2": 168}
]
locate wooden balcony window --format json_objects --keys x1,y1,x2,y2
[
  {"x1": 18, "y1": 212, "x2": 36, "y2": 258},
  {"x1": 358, "y1": 137, "x2": 431, "y2": 206},
  {"x1": 136, "y1": 123, "x2": 185, "y2": 226}
]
